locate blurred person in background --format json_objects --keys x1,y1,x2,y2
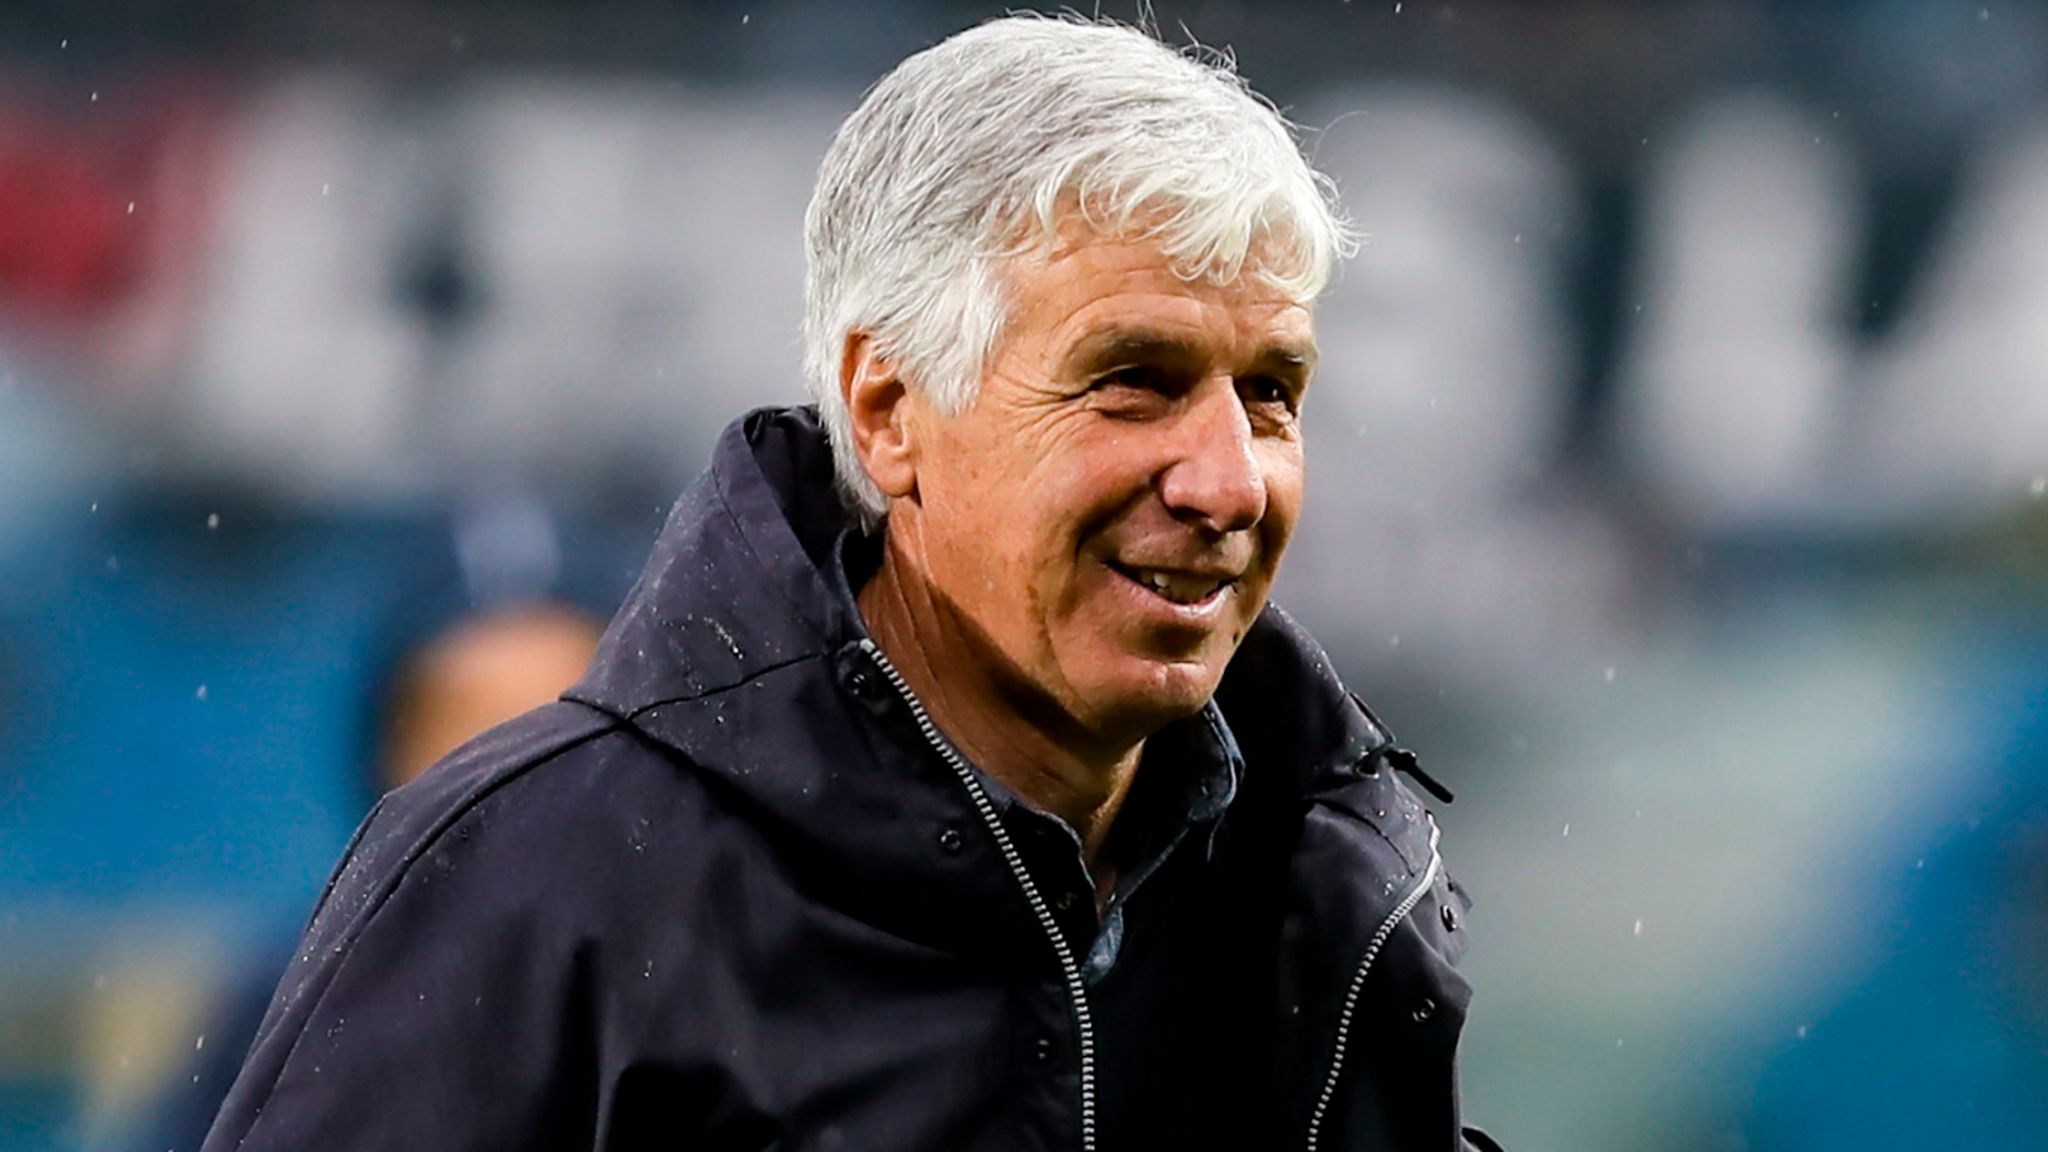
[
  {"x1": 375, "y1": 603, "x2": 606, "y2": 794},
  {"x1": 199, "y1": 14, "x2": 1495, "y2": 1152}
]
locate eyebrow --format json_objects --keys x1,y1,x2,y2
[
  {"x1": 1250, "y1": 343, "x2": 1318, "y2": 375},
  {"x1": 1065, "y1": 326, "x2": 1318, "y2": 377}
]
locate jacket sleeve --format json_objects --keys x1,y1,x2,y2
[{"x1": 203, "y1": 706, "x2": 614, "y2": 1152}]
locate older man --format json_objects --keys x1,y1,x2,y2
[{"x1": 204, "y1": 15, "x2": 1494, "y2": 1152}]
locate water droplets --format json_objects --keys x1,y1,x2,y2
[
  {"x1": 1632, "y1": 918, "x2": 1644, "y2": 936},
  {"x1": 2030, "y1": 475, "x2": 2045, "y2": 498},
  {"x1": 708, "y1": 617, "x2": 745, "y2": 661},
  {"x1": 1561, "y1": 822, "x2": 1571, "y2": 838},
  {"x1": 1603, "y1": 666, "x2": 1618, "y2": 684},
  {"x1": 195, "y1": 684, "x2": 209, "y2": 701},
  {"x1": 207, "y1": 512, "x2": 221, "y2": 531}
]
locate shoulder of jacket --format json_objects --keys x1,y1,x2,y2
[
  {"x1": 1300, "y1": 752, "x2": 1440, "y2": 872},
  {"x1": 301, "y1": 700, "x2": 739, "y2": 948},
  {"x1": 375, "y1": 699, "x2": 626, "y2": 848}
]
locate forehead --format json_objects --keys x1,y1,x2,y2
[{"x1": 1000, "y1": 225, "x2": 1317, "y2": 360}]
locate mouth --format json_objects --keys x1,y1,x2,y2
[{"x1": 1107, "y1": 561, "x2": 1239, "y2": 608}]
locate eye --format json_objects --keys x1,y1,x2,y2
[
  {"x1": 1096, "y1": 365, "x2": 1170, "y2": 393},
  {"x1": 1086, "y1": 365, "x2": 1182, "y2": 420},
  {"x1": 1241, "y1": 375, "x2": 1300, "y2": 412}
]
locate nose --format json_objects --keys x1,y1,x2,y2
[{"x1": 1158, "y1": 382, "x2": 1266, "y2": 535}]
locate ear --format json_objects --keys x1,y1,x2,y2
[{"x1": 839, "y1": 331, "x2": 918, "y2": 501}]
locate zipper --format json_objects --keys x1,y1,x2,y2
[
  {"x1": 857, "y1": 639, "x2": 1100, "y2": 1152},
  {"x1": 1303, "y1": 815, "x2": 1443, "y2": 1152}
]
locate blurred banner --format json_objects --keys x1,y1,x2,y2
[{"x1": 1, "y1": 3, "x2": 2044, "y2": 1150}]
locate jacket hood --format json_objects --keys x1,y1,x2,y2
[
  {"x1": 570, "y1": 405, "x2": 861, "y2": 708},
  {"x1": 565, "y1": 405, "x2": 1397, "y2": 945}
]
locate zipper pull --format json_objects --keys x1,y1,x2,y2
[{"x1": 1369, "y1": 745, "x2": 1455, "y2": 805}]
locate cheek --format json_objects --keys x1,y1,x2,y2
[
  {"x1": 1259, "y1": 446, "x2": 1307, "y2": 560},
  {"x1": 921, "y1": 421, "x2": 1021, "y2": 538},
  {"x1": 925, "y1": 430, "x2": 1080, "y2": 606},
  {"x1": 1012, "y1": 421, "x2": 1148, "y2": 544},
  {"x1": 1042, "y1": 452, "x2": 1131, "y2": 527}
]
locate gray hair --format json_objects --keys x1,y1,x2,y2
[{"x1": 801, "y1": 13, "x2": 1356, "y2": 523}]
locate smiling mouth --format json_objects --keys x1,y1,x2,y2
[{"x1": 1108, "y1": 562, "x2": 1239, "y2": 606}]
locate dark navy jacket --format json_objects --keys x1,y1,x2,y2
[{"x1": 203, "y1": 406, "x2": 1495, "y2": 1151}]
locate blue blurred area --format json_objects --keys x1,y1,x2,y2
[
  {"x1": 1, "y1": 488, "x2": 650, "y2": 914},
  {"x1": 1741, "y1": 636, "x2": 2048, "y2": 1148},
  {"x1": 3, "y1": 500, "x2": 419, "y2": 919},
  {"x1": 1, "y1": 501, "x2": 405, "y2": 1152}
]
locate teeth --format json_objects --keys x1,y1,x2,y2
[{"x1": 1132, "y1": 568, "x2": 1226, "y2": 605}]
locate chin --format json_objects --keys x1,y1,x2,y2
[{"x1": 1084, "y1": 655, "x2": 1225, "y2": 733}]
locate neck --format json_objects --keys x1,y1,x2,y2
[{"x1": 856, "y1": 526, "x2": 1140, "y2": 867}]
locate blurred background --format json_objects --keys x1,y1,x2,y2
[{"x1": 0, "y1": 1, "x2": 2043, "y2": 1148}]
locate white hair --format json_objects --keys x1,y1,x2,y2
[{"x1": 801, "y1": 13, "x2": 1356, "y2": 524}]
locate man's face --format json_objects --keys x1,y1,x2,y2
[{"x1": 897, "y1": 229, "x2": 1314, "y2": 741}]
